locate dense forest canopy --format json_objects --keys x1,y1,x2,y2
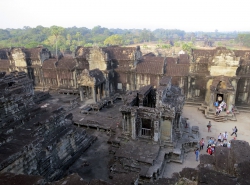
[{"x1": 0, "y1": 25, "x2": 248, "y2": 54}]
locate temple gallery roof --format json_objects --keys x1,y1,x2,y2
[
  {"x1": 78, "y1": 69, "x2": 105, "y2": 86},
  {"x1": 136, "y1": 56, "x2": 165, "y2": 74},
  {"x1": 103, "y1": 46, "x2": 139, "y2": 60},
  {"x1": 89, "y1": 68, "x2": 105, "y2": 85}
]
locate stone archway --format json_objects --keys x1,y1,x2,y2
[{"x1": 205, "y1": 76, "x2": 238, "y2": 110}]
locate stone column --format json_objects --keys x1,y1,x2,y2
[
  {"x1": 209, "y1": 92, "x2": 215, "y2": 110},
  {"x1": 171, "y1": 119, "x2": 173, "y2": 142},
  {"x1": 231, "y1": 79, "x2": 239, "y2": 105},
  {"x1": 99, "y1": 84, "x2": 102, "y2": 100},
  {"x1": 131, "y1": 113, "x2": 136, "y2": 139},
  {"x1": 92, "y1": 86, "x2": 97, "y2": 102},
  {"x1": 86, "y1": 86, "x2": 89, "y2": 98},
  {"x1": 105, "y1": 80, "x2": 109, "y2": 97},
  {"x1": 122, "y1": 114, "x2": 125, "y2": 132},
  {"x1": 187, "y1": 76, "x2": 191, "y2": 99},
  {"x1": 153, "y1": 121, "x2": 159, "y2": 142},
  {"x1": 74, "y1": 70, "x2": 77, "y2": 88},
  {"x1": 79, "y1": 87, "x2": 83, "y2": 101}
]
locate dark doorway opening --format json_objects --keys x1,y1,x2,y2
[
  {"x1": 141, "y1": 118, "x2": 151, "y2": 137},
  {"x1": 217, "y1": 94, "x2": 223, "y2": 104}
]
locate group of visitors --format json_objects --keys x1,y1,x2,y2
[
  {"x1": 214, "y1": 99, "x2": 227, "y2": 116},
  {"x1": 214, "y1": 98, "x2": 235, "y2": 116},
  {"x1": 195, "y1": 124, "x2": 238, "y2": 161}
]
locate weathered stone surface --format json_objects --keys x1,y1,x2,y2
[
  {"x1": 0, "y1": 72, "x2": 96, "y2": 182},
  {"x1": 0, "y1": 172, "x2": 45, "y2": 185},
  {"x1": 52, "y1": 173, "x2": 88, "y2": 185},
  {"x1": 198, "y1": 168, "x2": 236, "y2": 185}
]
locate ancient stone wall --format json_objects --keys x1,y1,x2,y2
[{"x1": 0, "y1": 71, "x2": 96, "y2": 181}]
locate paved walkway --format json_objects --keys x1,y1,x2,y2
[{"x1": 162, "y1": 105, "x2": 250, "y2": 178}]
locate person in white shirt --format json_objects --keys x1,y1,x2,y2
[
  {"x1": 222, "y1": 132, "x2": 228, "y2": 141},
  {"x1": 218, "y1": 133, "x2": 222, "y2": 142}
]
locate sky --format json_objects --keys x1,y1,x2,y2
[{"x1": 0, "y1": 0, "x2": 249, "y2": 32}]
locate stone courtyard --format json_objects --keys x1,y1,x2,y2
[
  {"x1": 53, "y1": 93, "x2": 250, "y2": 184},
  {"x1": 1, "y1": 45, "x2": 250, "y2": 184}
]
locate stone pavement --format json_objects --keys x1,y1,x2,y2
[{"x1": 162, "y1": 105, "x2": 250, "y2": 178}]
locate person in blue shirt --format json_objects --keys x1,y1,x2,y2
[
  {"x1": 195, "y1": 148, "x2": 200, "y2": 161},
  {"x1": 207, "y1": 137, "x2": 213, "y2": 147}
]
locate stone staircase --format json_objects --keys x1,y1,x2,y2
[
  {"x1": 235, "y1": 104, "x2": 250, "y2": 113},
  {"x1": 198, "y1": 104, "x2": 237, "y2": 122},
  {"x1": 185, "y1": 97, "x2": 204, "y2": 107}
]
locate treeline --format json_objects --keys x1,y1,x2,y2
[
  {"x1": 236, "y1": 33, "x2": 250, "y2": 47},
  {"x1": 0, "y1": 25, "x2": 242, "y2": 54}
]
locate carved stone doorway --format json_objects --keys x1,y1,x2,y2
[{"x1": 216, "y1": 93, "x2": 224, "y2": 103}]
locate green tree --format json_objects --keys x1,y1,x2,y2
[
  {"x1": 60, "y1": 45, "x2": 67, "y2": 55},
  {"x1": 25, "y1": 41, "x2": 40, "y2": 48},
  {"x1": 75, "y1": 32, "x2": 81, "y2": 46},
  {"x1": 70, "y1": 45, "x2": 76, "y2": 52},
  {"x1": 104, "y1": 34, "x2": 123, "y2": 46},
  {"x1": 50, "y1": 26, "x2": 64, "y2": 57},
  {"x1": 161, "y1": 44, "x2": 171, "y2": 49},
  {"x1": 182, "y1": 42, "x2": 193, "y2": 53},
  {"x1": 174, "y1": 41, "x2": 180, "y2": 47}
]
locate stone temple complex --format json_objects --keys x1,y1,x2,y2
[{"x1": 0, "y1": 45, "x2": 250, "y2": 184}]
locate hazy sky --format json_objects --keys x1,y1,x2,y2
[{"x1": 0, "y1": 0, "x2": 249, "y2": 32}]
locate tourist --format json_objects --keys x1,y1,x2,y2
[
  {"x1": 229, "y1": 104, "x2": 235, "y2": 114},
  {"x1": 223, "y1": 141, "x2": 227, "y2": 147},
  {"x1": 207, "y1": 146, "x2": 213, "y2": 155},
  {"x1": 207, "y1": 121, "x2": 212, "y2": 132},
  {"x1": 195, "y1": 148, "x2": 200, "y2": 161},
  {"x1": 231, "y1": 126, "x2": 238, "y2": 137},
  {"x1": 222, "y1": 131, "x2": 228, "y2": 141},
  {"x1": 218, "y1": 133, "x2": 223, "y2": 142},
  {"x1": 213, "y1": 138, "x2": 217, "y2": 146},
  {"x1": 207, "y1": 137, "x2": 213, "y2": 148},
  {"x1": 199, "y1": 138, "x2": 205, "y2": 150},
  {"x1": 211, "y1": 144, "x2": 215, "y2": 154},
  {"x1": 214, "y1": 101, "x2": 219, "y2": 107}
]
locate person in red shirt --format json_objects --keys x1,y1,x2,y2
[
  {"x1": 207, "y1": 146, "x2": 213, "y2": 155},
  {"x1": 199, "y1": 138, "x2": 205, "y2": 150}
]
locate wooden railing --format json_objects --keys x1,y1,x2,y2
[{"x1": 141, "y1": 128, "x2": 151, "y2": 136}]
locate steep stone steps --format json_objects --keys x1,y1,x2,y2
[
  {"x1": 145, "y1": 149, "x2": 167, "y2": 179},
  {"x1": 214, "y1": 116, "x2": 227, "y2": 122},
  {"x1": 185, "y1": 101, "x2": 203, "y2": 107},
  {"x1": 185, "y1": 97, "x2": 204, "y2": 107},
  {"x1": 235, "y1": 105, "x2": 250, "y2": 113}
]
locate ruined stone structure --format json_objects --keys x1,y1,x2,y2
[
  {"x1": 120, "y1": 77, "x2": 185, "y2": 143},
  {"x1": 1, "y1": 46, "x2": 250, "y2": 109},
  {"x1": 0, "y1": 72, "x2": 96, "y2": 181},
  {"x1": 102, "y1": 77, "x2": 200, "y2": 184},
  {"x1": 1, "y1": 45, "x2": 250, "y2": 184},
  {"x1": 156, "y1": 140, "x2": 250, "y2": 185}
]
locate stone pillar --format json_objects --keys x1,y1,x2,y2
[
  {"x1": 95, "y1": 86, "x2": 99, "y2": 101},
  {"x1": 153, "y1": 121, "x2": 159, "y2": 142},
  {"x1": 187, "y1": 76, "x2": 191, "y2": 99},
  {"x1": 209, "y1": 92, "x2": 215, "y2": 110},
  {"x1": 122, "y1": 114, "x2": 125, "y2": 132},
  {"x1": 131, "y1": 113, "x2": 136, "y2": 139},
  {"x1": 105, "y1": 79, "x2": 109, "y2": 97},
  {"x1": 231, "y1": 79, "x2": 239, "y2": 105},
  {"x1": 99, "y1": 84, "x2": 102, "y2": 100},
  {"x1": 92, "y1": 86, "x2": 97, "y2": 102},
  {"x1": 73, "y1": 70, "x2": 77, "y2": 88},
  {"x1": 79, "y1": 87, "x2": 83, "y2": 101},
  {"x1": 86, "y1": 86, "x2": 89, "y2": 98},
  {"x1": 102, "y1": 83, "x2": 104, "y2": 98}
]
